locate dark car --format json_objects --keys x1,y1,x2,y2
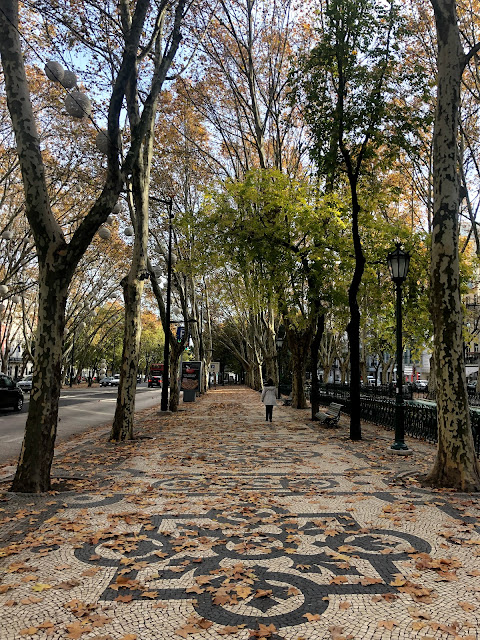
[{"x1": 0, "y1": 373, "x2": 24, "y2": 411}]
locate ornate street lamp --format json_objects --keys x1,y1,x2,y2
[
  {"x1": 160, "y1": 196, "x2": 174, "y2": 413},
  {"x1": 387, "y1": 243, "x2": 412, "y2": 454}
]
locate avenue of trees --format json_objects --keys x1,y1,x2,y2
[{"x1": 1, "y1": 0, "x2": 480, "y2": 491}]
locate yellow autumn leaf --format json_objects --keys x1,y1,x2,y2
[{"x1": 31, "y1": 583, "x2": 52, "y2": 592}]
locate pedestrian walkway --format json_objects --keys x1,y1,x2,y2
[{"x1": 1, "y1": 387, "x2": 480, "y2": 639}]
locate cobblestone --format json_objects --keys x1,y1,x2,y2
[{"x1": 1, "y1": 387, "x2": 480, "y2": 639}]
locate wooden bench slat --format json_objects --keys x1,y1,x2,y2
[{"x1": 315, "y1": 402, "x2": 343, "y2": 427}]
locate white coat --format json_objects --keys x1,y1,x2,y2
[{"x1": 261, "y1": 385, "x2": 277, "y2": 406}]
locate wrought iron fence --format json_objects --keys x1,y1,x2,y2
[
  {"x1": 318, "y1": 387, "x2": 480, "y2": 456},
  {"x1": 323, "y1": 382, "x2": 413, "y2": 400},
  {"x1": 428, "y1": 388, "x2": 480, "y2": 407}
]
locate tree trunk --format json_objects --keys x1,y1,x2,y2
[
  {"x1": 425, "y1": 0, "x2": 480, "y2": 490},
  {"x1": 310, "y1": 314, "x2": 325, "y2": 419},
  {"x1": 110, "y1": 276, "x2": 144, "y2": 440},
  {"x1": 169, "y1": 340, "x2": 183, "y2": 412},
  {"x1": 347, "y1": 193, "x2": 365, "y2": 440},
  {"x1": 1, "y1": 0, "x2": 183, "y2": 490},
  {"x1": 320, "y1": 332, "x2": 336, "y2": 384},
  {"x1": 11, "y1": 264, "x2": 69, "y2": 492},
  {"x1": 263, "y1": 328, "x2": 278, "y2": 385},
  {"x1": 252, "y1": 361, "x2": 263, "y2": 391},
  {"x1": 286, "y1": 322, "x2": 313, "y2": 409},
  {"x1": 110, "y1": 147, "x2": 149, "y2": 441}
]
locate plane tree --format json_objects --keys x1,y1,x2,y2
[
  {"x1": 425, "y1": 0, "x2": 480, "y2": 490},
  {"x1": 204, "y1": 168, "x2": 346, "y2": 407},
  {"x1": 291, "y1": 0, "x2": 430, "y2": 438},
  {"x1": 0, "y1": 0, "x2": 188, "y2": 491}
]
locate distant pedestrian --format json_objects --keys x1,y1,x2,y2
[{"x1": 261, "y1": 378, "x2": 277, "y2": 422}]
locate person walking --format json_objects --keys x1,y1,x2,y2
[{"x1": 261, "y1": 378, "x2": 277, "y2": 422}]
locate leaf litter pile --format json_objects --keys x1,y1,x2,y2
[{"x1": 1, "y1": 388, "x2": 480, "y2": 639}]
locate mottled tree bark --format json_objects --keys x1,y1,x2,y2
[
  {"x1": 0, "y1": 0, "x2": 126, "y2": 491},
  {"x1": 110, "y1": 2, "x2": 184, "y2": 436},
  {"x1": 110, "y1": 152, "x2": 149, "y2": 441},
  {"x1": 426, "y1": 0, "x2": 480, "y2": 490},
  {"x1": 1, "y1": 0, "x2": 186, "y2": 489},
  {"x1": 169, "y1": 341, "x2": 183, "y2": 412},
  {"x1": 263, "y1": 326, "x2": 278, "y2": 386},
  {"x1": 285, "y1": 320, "x2": 313, "y2": 410},
  {"x1": 11, "y1": 263, "x2": 70, "y2": 491},
  {"x1": 110, "y1": 276, "x2": 145, "y2": 440}
]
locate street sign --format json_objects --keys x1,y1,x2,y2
[
  {"x1": 210, "y1": 362, "x2": 220, "y2": 374},
  {"x1": 176, "y1": 326, "x2": 185, "y2": 341}
]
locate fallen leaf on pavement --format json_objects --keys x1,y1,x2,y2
[
  {"x1": 115, "y1": 595, "x2": 133, "y2": 603},
  {"x1": 377, "y1": 620, "x2": 398, "y2": 630},
  {"x1": 31, "y1": 583, "x2": 52, "y2": 592},
  {"x1": 303, "y1": 613, "x2": 321, "y2": 621}
]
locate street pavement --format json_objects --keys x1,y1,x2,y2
[
  {"x1": 1, "y1": 387, "x2": 480, "y2": 639},
  {"x1": 0, "y1": 385, "x2": 163, "y2": 465}
]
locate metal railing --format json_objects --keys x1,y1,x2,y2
[{"x1": 317, "y1": 386, "x2": 480, "y2": 457}]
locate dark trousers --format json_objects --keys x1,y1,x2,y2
[{"x1": 265, "y1": 405, "x2": 273, "y2": 421}]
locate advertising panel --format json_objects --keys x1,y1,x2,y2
[{"x1": 180, "y1": 361, "x2": 202, "y2": 392}]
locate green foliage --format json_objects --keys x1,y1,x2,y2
[
  {"x1": 202, "y1": 169, "x2": 347, "y2": 327},
  {"x1": 360, "y1": 225, "x2": 432, "y2": 362},
  {"x1": 291, "y1": 0, "x2": 432, "y2": 184}
]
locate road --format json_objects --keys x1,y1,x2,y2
[{"x1": 0, "y1": 384, "x2": 163, "y2": 466}]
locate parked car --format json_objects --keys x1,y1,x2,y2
[
  {"x1": 0, "y1": 373, "x2": 24, "y2": 411},
  {"x1": 100, "y1": 376, "x2": 118, "y2": 387},
  {"x1": 17, "y1": 374, "x2": 33, "y2": 392},
  {"x1": 414, "y1": 379, "x2": 428, "y2": 391}
]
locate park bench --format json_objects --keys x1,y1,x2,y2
[
  {"x1": 283, "y1": 394, "x2": 293, "y2": 406},
  {"x1": 315, "y1": 402, "x2": 343, "y2": 427}
]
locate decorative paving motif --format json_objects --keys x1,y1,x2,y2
[
  {"x1": 75, "y1": 503, "x2": 431, "y2": 629},
  {"x1": 151, "y1": 473, "x2": 338, "y2": 494},
  {"x1": 4, "y1": 389, "x2": 480, "y2": 639},
  {"x1": 157, "y1": 442, "x2": 322, "y2": 465}
]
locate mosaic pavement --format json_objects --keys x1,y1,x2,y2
[{"x1": 1, "y1": 388, "x2": 480, "y2": 639}]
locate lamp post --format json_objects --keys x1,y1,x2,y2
[
  {"x1": 160, "y1": 196, "x2": 174, "y2": 412},
  {"x1": 387, "y1": 243, "x2": 412, "y2": 454}
]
